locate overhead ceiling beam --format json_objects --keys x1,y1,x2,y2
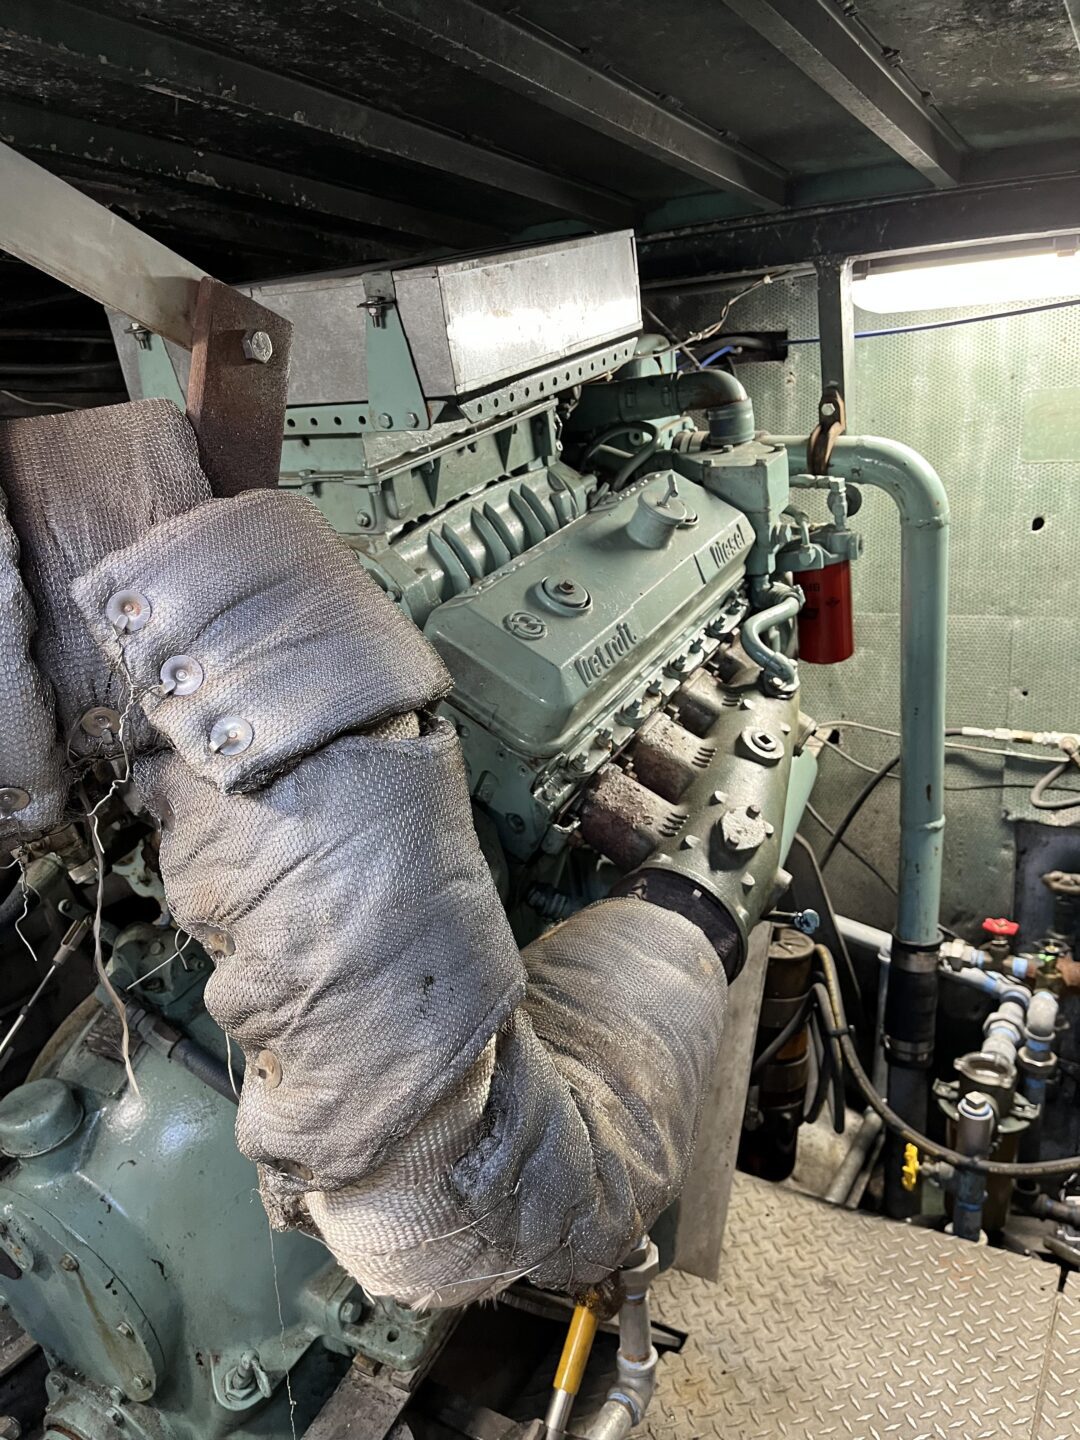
[
  {"x1": 638, "y1": 166, "x2": 1080, "y2": 282},
  {"x1": 359, "y1": 0, "x2": 788, "y2": 211},
  {"x1": 0, "y1": 0, "x2": 630, "y2": 229},
  {"x1": 0, "y1": 101, "x2": 501, "y2": 249},
  {"x1": 720, "y1": 0, "x2": 963, "y2": 188}
]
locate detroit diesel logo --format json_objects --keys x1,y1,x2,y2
[{"x1": 574, "y1": 621, "x2": 638, "y2": 685}]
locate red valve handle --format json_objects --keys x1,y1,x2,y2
[{"x1": 982, "y1": 917, "x2": 1020, "y2": 937}]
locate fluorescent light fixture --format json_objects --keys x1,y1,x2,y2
[{"x1": 852, "y1": 242, "x2": 1080, "y2": 314}]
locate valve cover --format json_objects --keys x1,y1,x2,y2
[{"x1": 424, "y1": 470, "x2": 752, "y2": 758}]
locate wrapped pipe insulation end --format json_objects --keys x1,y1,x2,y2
[{"x1": 797, "y1": 557, "x2": 854, "y2": 664}]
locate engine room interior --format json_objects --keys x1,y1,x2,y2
[{"x1": 1, "y1": 5, "x2": 1080, "y2": 1438}]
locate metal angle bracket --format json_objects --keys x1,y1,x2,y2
[
  {"x1": 363, "y1": 272, "x2": 438, "y2": 435},
  {"x1": 185, "y1": 277, "x2": 293, "y2": 497}
]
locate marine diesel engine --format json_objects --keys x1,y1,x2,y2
[{"x1": 0, "y1": 231, "x2": 839, "y2": 1438}]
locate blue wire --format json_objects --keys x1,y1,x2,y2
[
  {"x1": 682, "y1": 295, "x2": 1080, "y2": 364},
  {"x1": 786, "y1": 295, "x2": 1080, "y2": 347}
]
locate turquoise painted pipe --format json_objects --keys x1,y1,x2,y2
[{"x1": 769, "y1": 435, "x2": 949, "y2": 950}]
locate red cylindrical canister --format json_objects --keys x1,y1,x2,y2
[{"x1": 797, "y1": 557, "x2": 855, "y2": 663}]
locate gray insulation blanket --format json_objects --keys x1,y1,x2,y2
[{"x1": 1, "y1": 399, "x2": 728, "y2": 1306}]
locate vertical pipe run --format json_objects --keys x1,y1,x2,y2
[{"x1": 772, "y1": 435, "x2": 949, "y2": 1216}]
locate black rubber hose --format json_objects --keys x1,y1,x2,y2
[
  {"x1": 0, "y1": 883, "x2": 29, "y2": 929},
  {"x1": 126, "y1": 1000, "x2": 238, "y2": 1106},
  {"x1": 1030, "y1": 759, "x2": 1080, "y2": 811},
  {"x1": 811, "y1": 981, "x2": 846, "y2": 1134},
  {"x1": 814, "y1": 943, "x2": 1080, "y2": 1178},
  {"x1": 750, "y1": 993, "x2": 813, "y2": 1075},
  {"x1": 171, "y1": 1036, "x2": 239, "y2": 1106}
]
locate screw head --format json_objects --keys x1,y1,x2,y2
[{"x1": 241, "y1": 329, "x2": 273, "y2": 364}]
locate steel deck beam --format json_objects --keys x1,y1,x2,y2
[
  {"x1": 0, "y1": 101, "x2": 501, "y2": 250},
  {"x1": 360, "y1": 0, "x2": 788, "y2": 211},
  {"x1": 0, "y1": 0, "x2": 630, "y2": 229},
  {"x1": 639, "y1": 168, "x2": 1080, "y2": 281},
  {"x1": 721, "y1": 0, "x2": 964, "y2": 188}
]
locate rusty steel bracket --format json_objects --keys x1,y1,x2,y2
[
  {"x1": 806, "y1": 386, "x2": 846, "y2": 474},
  {"x1": 185, "y1": 278, "x2": 293, "y2": 497}
]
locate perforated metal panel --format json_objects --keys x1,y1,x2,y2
[{"x1": 659, "y1": 274, "x2": 1080, "y2": 934}]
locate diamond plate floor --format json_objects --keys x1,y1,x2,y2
[{"x1": 648, "y1": 1172, "x2": 1078, "y2": 1440}]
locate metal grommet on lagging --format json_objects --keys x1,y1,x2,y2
[
  {"x1": 204, "y1": 929, "x2": 235, "y2": 959},
  {"x1": 79, "y1": 706, "x2": 121, "y2": 738},
  {"x1": 255, "y1": 1050, "x2": 283, "y2": 1089},
  {"x1": 0, "y1": 788, "x2": 30, "y2": 817},
  {"x1": 160, "y1": 655, "x2": 205, "y2": 696},
  {"x1": 208, "y1": 717, "x2": 253, "y2": 756},
  {"x1": 106, "y1": 589, "x2": 152, "y2": 633}
]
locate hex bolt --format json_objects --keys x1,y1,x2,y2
[
  {"x1": 107, "y1": 1408, "x2": 124, "y2": 1427},
  {"x1": 116, "y1": 1322, "x2": 134, "y2": 1338},
  {"x1": 130, "y1": 1376, "x2": 149, "y2": 1395},
  {"x1": 241, "y1": 329, "x2": 273, "y2": 364},
  {"x1": 340, "y1": 1301, "x2": 360, "y2": 1324},
  {"x1": 59, "y1": 1253, "x2": 79, "y2": 1272},
  {"x1": 746, "y1": 803, "x2": 761, "y2": 819},
  {"x1": 0, "y1": 1416, "x2": 21, "y2": 1438}
]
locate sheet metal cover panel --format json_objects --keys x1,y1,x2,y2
[
  {"x1": 393, "y1": 229, "x2": 640, "y2": 398},
  {"x1": 244, "y1": 231, "x2": 640, "y2": 407},
  {"x1": 647, "y1": 1171, "x2": 1074, "y2": 1440}
]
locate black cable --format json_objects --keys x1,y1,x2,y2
[
  {"x1": 579, "y1": 421, "x2": 658, "y2": 473},
  {"x1": 814, "y1": 943, "x2": 1080, "y2": 1179},
  {"x1": 805, "y1": 1017, "x2": 831, "y2": 1126},
  {"x1": 806, "y1": 801, "x2": 897, "y2": 895},
  {"x1": 612, "y1": 432, "x2": 663, "y2": 492},
  {"x1": 820, "y1": 752, "x2": 899, "y2": 868},
  {"x1": 820, "y1": 727, "x2": 985, "y2": 870}
]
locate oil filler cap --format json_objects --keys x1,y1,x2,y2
[{"x1": 0, "y1": 1079, "x2": 83, "y2": 1158}]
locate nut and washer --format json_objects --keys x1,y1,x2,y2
[
  {"x1": 541, "y1": 576, "x2": 591, "y2": 611},
  {"x1": 241, "y1": 329, "x2": 273, "y2": 364}
]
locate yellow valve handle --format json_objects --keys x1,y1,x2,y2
[
  {"x1": 901, "y1": 1142, "x2": 921, "y2": 1192},
  {"x1": 553, "y1": 1305, "x2": 599, "y2": 1397}
]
